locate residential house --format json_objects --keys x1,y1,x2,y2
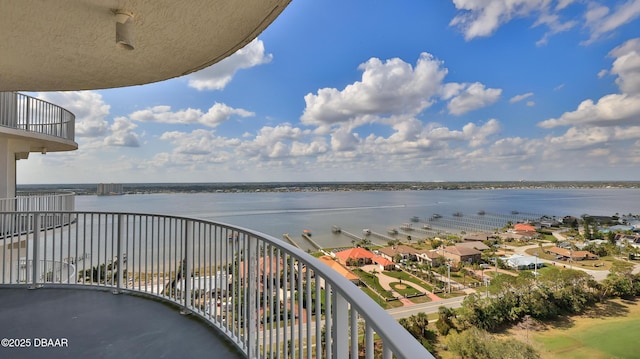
[
  {"x1": 415, "y1": 250, "x2": 442, "y2": 267},
  {"x1": 456, "y1": 241, "x2": 490, "y2": 252},
  {"x1": 462, "y1": 233, "x2": 496, "y2": 242},
  {"x1": 333, "y1": 247, "x2": 375, "y2": 266},
  {"x1": 545, "y1": 246, "x2": 599, "y2": 261},
  {"x1": 443, "y1": 245, "x2": 481, "y2": 264},
  {"x1": 378, "y1": 244, "x2": 419, "y2": 262},
  {"x1": 504, "y1": 254, "x2": 543, "y2": 270},
  {"x1": 372, "y1": 256, "x2": 395, "y2": 271}
]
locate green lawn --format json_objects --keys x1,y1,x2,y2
[
  {"x1": 353, "y1": 268, "x2": 394, "y2": 298},
  {"x1": 389, "y1": 281, "x2": 422, "y2": 296},
  {"x1": 532, "y1": 300, "x2": 640, "y2": 359},
  {"x1": 383, "y1": 270, "x2": 434, "y2": 292}
]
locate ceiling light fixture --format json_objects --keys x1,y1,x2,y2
[{"x1": 114, "y1": 10, "x2": 135, "y2": 50}]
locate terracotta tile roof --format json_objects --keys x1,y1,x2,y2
[
  {"x1": 334, "y1": 247, "x2": 375, "y2": 262},
  {"x1": 514, "y1": 223, "x2": 536, "y2": 232},
  {"x1": 372, "y1": 256, "x2": 394, "y2": 267},
  {"x1": 317, "y1": 256, "x2": 359, "y2": 281}
]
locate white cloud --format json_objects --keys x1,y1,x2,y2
[
  {"x1": 609, "y1": 38, "x2": 640, "y2": 95},
  {"x1": 302, "y1": 53, "x2": 500, "y2": 127},
  {"x1": 301, "y1": 53, "x2": 448, "y2": 126},
  {"x1": 583, "y1": 0, "x2": 640, "y2": 45},
  {"x1": 104, "y1": 117, "x2": 140, "y2": 147},
  {"x1": 526, "y1": 101, "x2": 536, "y2": 107},
  {"x1": 330, "y1": 128, "x2": 361, "y2": 151},
  {"x1": 187, "y1": 39, "x2": 273, "y2": 90},
  {"x1": 37, "y1": 91, "x2": 110, "y2": 137},
  {"x1": 509, "y1": 92, "x2": 534, "y2": 103},
  {"x1": 450, "y1": 0, "x2": 561, "y2": 40},
  {"x1": 539, "y1": 37, "x2": 640, "y2": 128},
  {"x1": 447, "y1": 82, "x2": 502, "y2": 115},
  {"x1": 450, "y1": 0, "x2": 639, "y2": 45},
  {"x1": 539, "y1": 93, "x2": 640, "y2": 128},
  {"x1": 130, "y1": 103, "x2": 254, "y2": 128}
]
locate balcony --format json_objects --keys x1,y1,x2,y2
[
  {"x1": 0, "y1": 211, "x2": 434, "y2": 358},
  {"x1": 0, "y1": 92, "x2": 77, "y2": 152},
  {"x1": 0, "y1": 192, "x2": 75, "y2": 239}
]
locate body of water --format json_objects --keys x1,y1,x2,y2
[{"x1": 75, "y1": 188, "x2": 640, "y2": 250}]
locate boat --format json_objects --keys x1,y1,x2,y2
[
  {"x1": 302, "y1": 229, "x2": 312, "y2": 237},
  {"x1": 332, "y1": 225, "x2": 341, "y2": 233},
  {"x1": 453, "y1": 212, "x2": 463, "y2": 217},
  {"x1": 512, "y1": 210, "x2": 519, "y2": 215},
  {"x1": 478, "y1": 210, "x2": 486, "y2": 215},
  {"x1": 432, "y1": 213, "x2": 442, "y2": 219},
  {"x1": 387, "y1": 228, "x2": 398, "y2": 235},
  {"x1": 423, "y1": 224, "x2": 431, "y2": 230},
  {"x1": 410, "y1": 216, "x2": 420, "y2": 222},
  {"x1": 363, "y1": 229, "x2": 371, "y2": 235}
]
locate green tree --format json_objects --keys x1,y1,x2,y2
[{"x1": 436, "y1": 306, "x2": 457, "y2": 335}]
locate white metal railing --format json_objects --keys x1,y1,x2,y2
[
  {"x1": 0, "y1": 191, "x2": 76, "y2": 212},
  {"x1": 0, "y1": 192, "x2": 76, "y2": 237},
  {"x1": 0, "y1": 92, "x2": 75, "y2": 141},
  {"x1": 0, "y1": 211, "x2": 434, "y2": 359}
]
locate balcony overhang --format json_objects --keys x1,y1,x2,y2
[
  {"x1": 0, "y1": 126, "x2": 78, "y2": 153},
  {"x1": 0, "y1": 0, "x2": 291, "y2": 91}
]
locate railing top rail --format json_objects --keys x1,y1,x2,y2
[
  {"x1": 0, "y1": 92, "x2": 76, "y2": 142},
  {"x1": 15, "y1": 190, "x2": 76, "y2": 197},
  {"x1": 0, "y1": 210, "x2": 434, "y2": 358}
]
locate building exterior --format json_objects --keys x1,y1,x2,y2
[
  {"x1": 97, "y1": 183, "x2": 124, "y2": 196},
  {"x1": 545, "y1": 246, "x2": 599, "y2": 261},
  {"x1": 378, "y1": 244, "x2": 420, "y2": 262},
  {"x1": 504, "y1": 254, "x2": 543, "y2": 270},
  {"x1": 443, "y1": 245, "x2": 482, "y2": 264}
]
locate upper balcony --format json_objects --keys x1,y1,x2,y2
[
  {"x1": 0, "y1": 92, "x2": 77, "y2": 153},
  {"x1": 0, "y1": 211, "x2": 434, "y2": 359}
]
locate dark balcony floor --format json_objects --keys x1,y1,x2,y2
[{"x1": 0, "y1": 288, "x2": 244, "y2": 359}]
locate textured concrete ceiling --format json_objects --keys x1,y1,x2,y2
[{"x1": 0, "y1": 0, "x2": 291, "y2": 91}]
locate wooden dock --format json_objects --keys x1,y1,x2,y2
[
  {"x1": 301, "y1": 233, "x2": 323, "y2": 251},
  {"x1": 282, "y1": 233, "x2": 302, "y2": 250}
]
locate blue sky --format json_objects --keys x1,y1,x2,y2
[{"x1": 19, "y1": 0, "x2": 640, "y2": 183}]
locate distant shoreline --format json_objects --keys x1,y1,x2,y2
[{"x1": 16, "y1": 181, "x2": 640, "y2": 196}]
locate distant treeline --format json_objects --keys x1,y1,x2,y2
[{"x1": 17, "y1": 181, "x2": 640, "y2": 196}]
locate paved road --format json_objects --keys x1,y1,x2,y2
[
  {"x1": 386, "y1": 296, "x2": 466, "y2": 319},
  {"x1": 508, "y1": 231, "x2": 640, "y2": 281}
]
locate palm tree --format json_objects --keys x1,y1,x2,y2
[{"x1": 413, "y1": 312, "x2": 429, "y2": 339}]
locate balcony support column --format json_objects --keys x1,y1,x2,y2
[{"x1": 0, "y1": 138, "x2": 16, "y2": 200}]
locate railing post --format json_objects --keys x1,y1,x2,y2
[
  {"x1": 332, "y1": 292, "x2": 348, "y2": 359},
  {"x1": 115, "y1": 214, "x2": 124, "y2": 293},
  {"x1": 181, "y1": 220, "x2": 191, "y2": 314},
  {"x1": 365, "y1": 324, "x2": 374, "y2": 359},
  {"x1": 246, "y1": 236, "x2": 256, "y2": 358},
  {"x1": 350, "y1": 308, "x2": 358, "y2": 358},
  {"x1": 25, "y1": 95, "x2": 30, "y2": 131},
  {"x1": 30, "y1": 214, "x2": 40, "y2": 288}
]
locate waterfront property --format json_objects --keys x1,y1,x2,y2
[{"x1": 0, "y1": 2, "x2": 433, "y2": 358}]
